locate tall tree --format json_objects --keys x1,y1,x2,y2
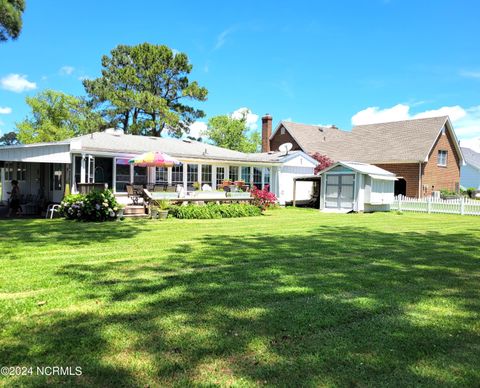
[
  {"x1": 0, "y1": 0, "x2": 25, "y2": 41},
  {"x1": 204, "y1": 111, "x2": 261, "y2": 153},
  {"x1": 0, "y1": 131, "x2": 18, "y2": 145},
  {"x1": 83, "y1": 43, "x2": 208, "y2": 137},
  {"x1": 16, "y1": 89, "x2": 105, "y2": 144}
]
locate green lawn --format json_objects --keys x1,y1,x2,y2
[{"x1": 1, "y1": 208, "x2": 479, "y2": 387}]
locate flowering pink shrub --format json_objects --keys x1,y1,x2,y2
[
  {"x1": 251, "y1": 185, "x2": 277, "y2": 211},
  {"x1": 312, "y1": 153, "x2": 334, "y2": 174}
]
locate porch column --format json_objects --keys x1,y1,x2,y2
[
  {"x1": 183, "y1": 163, "x2": 188, "y2": 189},
  {"x1": 80, "y1": 154, "x2": 86, "y2": 183},
  {"x1": 293, "y1": 179, "x2": 297, "y2": 207}
]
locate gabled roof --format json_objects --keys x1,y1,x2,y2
[
  {"x1": 274, "y1": 116, "x2": 464, "y2": 164},
  {"x1": 319, "y1": 161, "x2": 397, "y2": 179},
  {"x1": 461, "y1": 147, "x2": 480, "y2": 170}
]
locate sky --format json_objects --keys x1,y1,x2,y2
[{"x1": 1, "y1": 0, "x2": 480, "y2": 150}]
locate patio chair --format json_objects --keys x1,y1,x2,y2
[
  {"x1": 126, "y1": 184, "x2": 139, "y2": 205},
  {"x1": 153, "y1": 185, "x2": 166, "y2": 192},
  {"x1": 166, "y1": 185, "x2": 176, "y2": 192},
  {"x1": 45, "y1": 203, "x2": 61, "y2": 219}
]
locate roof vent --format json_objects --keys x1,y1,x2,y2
[
  {"x1": 183, "y1": 139, "x2": 192, "y2": 143},
  {"x1": 318, "y1": 127, "x2": 324, "y2": 132}
]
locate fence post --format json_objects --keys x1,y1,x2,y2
[
  {"x1": 427, "y1": 197, "x2": 431, "y2": 213},
  {"x1": 398, "y1": 196, "x2": 402, "y2": 211},
  {"x1": 460, "y1": 196, "x2": 465, "y2": 215}
]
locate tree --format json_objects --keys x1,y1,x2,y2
[
  {"x1": 312, "y1": 153, "x2": 334, "y2": 174},
  {"x1": 0, "y1": 131, "x2": 18, "y2": 145},
  {"x1": 16, "y1": 89, "x2": 105, "y2": 144},
  {"x1": 0, "y1": 0, "x2": 26, "y2": 42},
  {"x1": 204, "y1": 111, "x2": 261, "y2": 153},
  {"x1": 83, "y1": 43, "x2": 208, "y2": 137}
]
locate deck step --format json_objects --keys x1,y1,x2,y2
[{"x1": 124, "y1": 205, "x2": 147, "y2": 216}]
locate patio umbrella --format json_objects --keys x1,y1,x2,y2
[{"x1": 128, "y1": 151, "x2": 181, "y2": 167}]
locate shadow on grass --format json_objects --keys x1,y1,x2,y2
[
  {"x1": 2, "y1": 225, "x2": 480, "y2": 386},
  {"x1": 0, "y1": 219, "x2": 146, "y2": 259}
]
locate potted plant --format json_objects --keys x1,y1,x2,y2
[
  {"x1": 157, "y1": 199, "x2": 170, "y2": 219},
  {"x1": 193, "y1": 181, "x2": 201, "y2": 191},
  {"x1": 150, "y1": 204, "x2": 160, "y2": 219},
  {"x1": 116, "y1": 204, "x2": 125, "y2": 219}
]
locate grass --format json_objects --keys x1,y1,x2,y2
[{"x1": 0, "y1": 208, "x2": 479, "y2": 387}]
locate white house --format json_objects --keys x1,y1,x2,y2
[
  {"x1": 461, "y1": 147, "x2": 480, "y2": 190},
  {"x1": 317, "y1": 161, "x2": 397, "y2": 212},
  {"x1": 0, "y1": 129, "x2": 317, "y2": 206}
]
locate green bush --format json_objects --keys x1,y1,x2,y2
[
  {"x1": 168, "y1": 203, "x2": 262, "y2": 219},
  {"x1": 59, "y1": 189, "x2": 121, "y2": 221}
]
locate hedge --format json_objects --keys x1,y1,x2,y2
[{"x1": 168, "y1": 203, "x2": 262, "y2": 219}]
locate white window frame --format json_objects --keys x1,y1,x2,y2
[{"x1": 437, "y1": 150, "x2": 448, "y2": 167}]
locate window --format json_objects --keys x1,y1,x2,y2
[
  {"x1": 156, "y1": 167, "x2": 168, "y2": 184},
  {"x1": 133, "y1": 166, "x2": 147, "y2": 184},
  {"x1": 4, "y1": 162, "x2": 14, "y2": 181},
  {"x1": 438, "y1": 150, "x2": 448, "y2": 166},
  {"x1": 229, "y1": 166, "x2": 239, "y2": 182},
  {"x1": 253, "y1": 167, "x2": 262, "y2": 189},
  {"x1": 74, "y1": 156, "x2": 82, "y2": 185},
  {"x1": 263, "y1": 167, "x2": 271, "y2": 190},
  {"x1": 187, "y1": 164, "x2": 198, "y2": 189},
  {"x1": 216, "y1": 166, "x2": 225, "y2": 187},
  {"x1": 241, "y1": 166, "x2": 250, "y2": 184},
  {"x1": 172, "y1": 164, "x2": 184, "y2": 186},
  {"x1": 201, "y1": 165, "x2": 212, "y2": 187},
  {"x1": 280, "y1": 127, "x2": 285, "y2": 135},
  {"x1": 115, "y1": 159, "x2": 130, "y2": 192},
  {"x1": 16, "y1": 163, "x2": 26, "y2": 181}
]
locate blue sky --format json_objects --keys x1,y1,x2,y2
[{"x1": 1, "y1": 0, "x2": 480, "y2": 147}]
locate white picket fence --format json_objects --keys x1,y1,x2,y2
[{"x1": 391, "y1": 195, "x2": 480, "y2": 216}]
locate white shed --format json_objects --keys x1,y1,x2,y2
[{"x1": 318, "y1": 161, "x2": 397, "y2": 212}]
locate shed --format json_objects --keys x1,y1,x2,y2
[{"x1": 317, "y1": 161, "x2": 397, "y2": 212}]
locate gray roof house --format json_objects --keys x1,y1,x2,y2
[
  {"x1": 0, "y1": 128, "x2": 318, "y2": 206},
  {"x1": 265, "y1": 115, "x2": 464, "y2": 197},
  {"x1": 460, "y1": 147, "x2": 480, "y2": 190}
]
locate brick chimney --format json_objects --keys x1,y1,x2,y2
[{"x1": 261, "y1": 114, "x2": 272, "y2": 152}]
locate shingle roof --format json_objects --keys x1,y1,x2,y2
[
  {"x1": 280, "y1": 116, "x2": 451, "y2": 163},
  {"x1": 461, "y1": 147, "x2": 480, "y2": 170},
  {"x1": 71, "y1": 131, "x2": 291, "y2": 164}
]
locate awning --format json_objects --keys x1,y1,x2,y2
[
  {"x1": 0, "y1": 143, "x2": 71, "y2": 163},
  {"x1": 369, "y1": 174, "x2": 397, "y2": 181}
]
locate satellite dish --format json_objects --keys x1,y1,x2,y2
[{"x1": 278, "y1": 142, "x2": 293, "y2": 155}]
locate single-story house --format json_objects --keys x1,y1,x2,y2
[
  {"x1": 262, "y1": 115, "x2": 464, "y2": 198},
  {"x1": 460, "y1": 147, "x2": 480, "y2": 190},
  {"x1": 0, "y1": 128, "x2": 317, "y2": 207},
  {"x1": 316, "y1": 161, "x2": 397, "y2": 212}
]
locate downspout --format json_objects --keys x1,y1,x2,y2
[{"x1": 418, "y1": 162, "x2": 422, "y2": 198}]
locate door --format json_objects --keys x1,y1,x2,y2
[
  {"x1": 50, "y1": 163, "x2": 64, "y2": 202},
  {"x1": 325, "y1": 174, "x2": 355, "y2": 209}
]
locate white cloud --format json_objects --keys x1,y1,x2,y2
[
  {"x1": 214, "y1": 27, "x2": 235, "y2": 50},
  {"x1": 351, "y1": 104, "x2": 411, "y2": 125},
  {"x1": 231, "y1": 107, "x2": 259, "y2": 130},
  {"x1": 188, "y1": 121, "x2": 208, "y2": 139},
  {"x1": 0, "y1": 119, "x2": 4, "y2": 126},
  {"x1": 351, "y1": 103, "x2": 480, "y2": 141},
  {"x1": 460, "y1": 70, "x2": 480, "y2": 79},
  {"x1": 0, "y1": 74, "x2": 37, "y2": 93},
  {"x1": 78, "y1": 75, "x2": 91, "y2": 81},
  {"x1": 0, "y1": 106, "x2": 12, "y2": 114},
  {"x1": 59, "y1": 66, "x2": 75, "y2": 76}
]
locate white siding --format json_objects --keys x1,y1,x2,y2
[
  {"x1": 278, "y1": 155, "x2": 316, "y2": 204},
  {"x1": 461, "y1": 164, "x2": 480, "y2": 190},
  {"x1": 0, "y1": 144, "x2": 71, "y2": 163}
]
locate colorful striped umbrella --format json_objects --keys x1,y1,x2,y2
[{"x1": 128, "y1": 151, "x2": 181, "y2": 167}]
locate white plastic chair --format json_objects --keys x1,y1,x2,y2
[{"x1": 45, "y1": 204, "x2": 60, "y2": 219}]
